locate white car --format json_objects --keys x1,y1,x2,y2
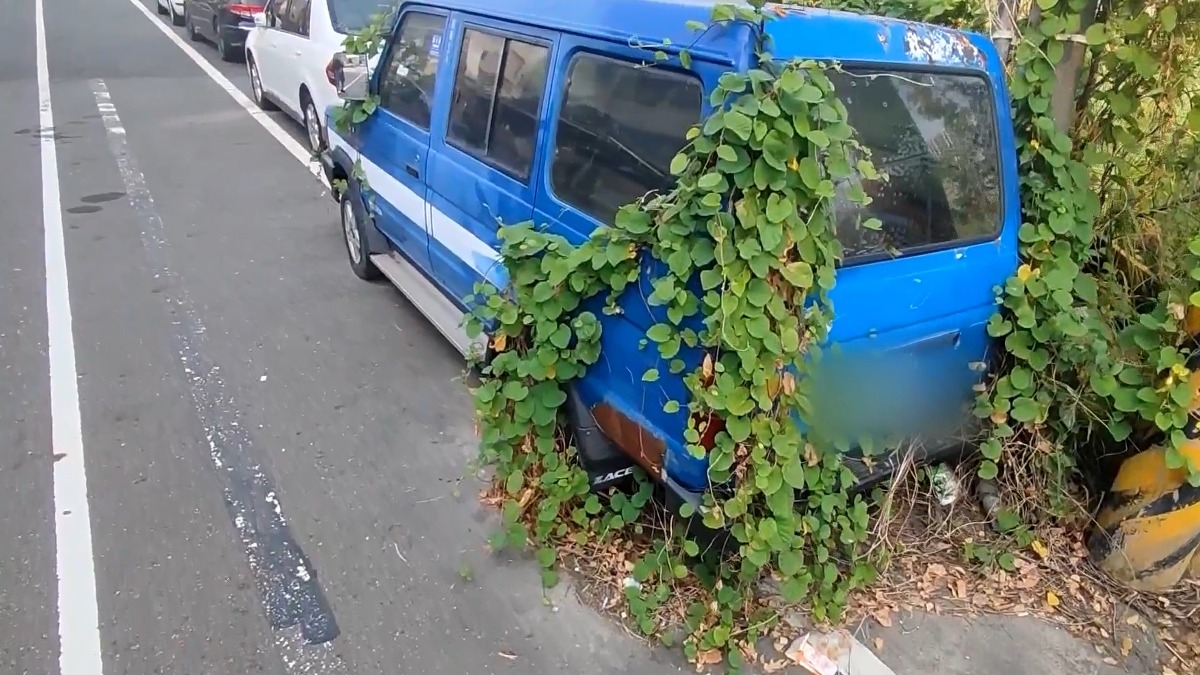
[
  {"x1": 156, "y1": 0, "x2": 186, "y2": 26},
  {"x1": 245, "y1": 0, "x2": 394, "y2": 153}
]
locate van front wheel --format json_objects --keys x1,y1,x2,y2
[{"x1": 340, "y1": 184, "x2": 381, "y2": 281}]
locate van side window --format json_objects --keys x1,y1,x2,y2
[
  {"x1": 551, "y1": 53, "x2": 702, "y2": 225},
  {"x1": 377, "y1": 12, "x2": 447, "y2": 129},
  {"x1": 447, "y1": 28, "x2": 550, "y2": 181}
]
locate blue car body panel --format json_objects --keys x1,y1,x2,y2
[{"x1": 327, "y1": 0, "x2": 1020, "y2": 493}]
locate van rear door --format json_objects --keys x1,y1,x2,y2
[{"x1": 804, "y1": 66, "x2": 1013, "y2": 454}]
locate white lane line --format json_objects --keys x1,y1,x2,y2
[
  {"x1": 35, "y1": 0, "x2": 105, "y2": 673},
  {"x1": 120, "y1": 0, "x2": 325, "y2": 186}
]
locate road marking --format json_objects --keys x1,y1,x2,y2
[
  {"x1": 120, "y1": 0, "x2": 326, "y2": 186},
  {"x1": 90, "y1": 78, "x2": 346, "y2": 673},
  {"x1": 35, "y1": 0, "x2": 105, "y2": 673}
]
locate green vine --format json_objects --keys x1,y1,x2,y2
[
  {"x1": 975, "y1": 0, "x2": 1200, "y2": 522},
  {"x1": 468, "y1": 1, "x2": 883, "y2": 663},
  {"x1": 329, "y1": 9, "x2": 395, "y2": 196}
]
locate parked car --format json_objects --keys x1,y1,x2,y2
[
  {"x1": 321, "y1": 0, "x2": 1019, "y2": 508},
  {"x1": 245, "y1": 0, "x2": 396, "y2": 153},
  {"x1": 156, "y1": 0, "x2": 186, "y2": 26},
  {"x1": 184, "y1": 0, "x2": 265, "y2": 62}
]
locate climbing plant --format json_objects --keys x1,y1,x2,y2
[
  {"x1": 967, "y1": 0, "x2": 1200, "y2": 520},
  {"x1": 465, "y1": 0, "x2": 886, "y2": 664}
]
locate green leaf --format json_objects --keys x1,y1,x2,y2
[
  {"x1": 536, "y1": 547, "x2": 556, "y2": 568},
  {"x1": 1160, "y1": 5, "x2": 1178, "y2": 32},
  {"x1": 977, "y1": 460, "x2": 999, "y2": 480},
  {"x1": 724, "y1": 110, "x2": 753, "y2": 140},
  {"x1": 664, "y1": 400, "x2": 681, "y2": 414},
  {"x1": 642, "y1": 368, "x2": 660, "y2": 382},
  {"x1": 1084, "y1": 22, "x2": 1108, "y2": 45},
  {"x1": 502, "y1": 381, "x2": 529, "y2": 401},
  {"x1": 805, "y1": 129, "x2": 830, "y2": 149},
  {"x1": 1010, "y1": 397, "x2": 1039, "y2": 423},
  {"x1": 679, "y1": 50, "x2": 692, "y2": 69},
  {"x1": 647, "y1": 323, "x2": 672, "y2": 343},
  {"x1": 1009, "y1": 367, "x2": 1032, "y2": 391},
  {"x1": 766, "y1": 194, "x2": 794, "y2": 223},
  {"x1": 796, "y1": 83, "x2": 823, "y2": 103},
  {"x1": 685, "y1": 19, "x2": 706, "y2": 32},
  {"x1": 505, "y1": 471, "x2": 524, "y2": 495},
  {"x1": 669, "y1": 152, "x2": 690, "y2": 176},
  {"x1": 797, "y1": 156, "x2": 821, "y2": 189},
  {"x1": 778, "y1": 549, "x2": 804, "y2": 576},
  {"x1": 783, "y1": 460, "x2": 806, "y2": 489}
]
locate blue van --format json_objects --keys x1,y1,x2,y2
[{"x1": 320, "y1": 0, "x2": 1019, "y2": 508}]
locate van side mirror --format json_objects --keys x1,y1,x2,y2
[
  {"x1": 253, "y1": 12, "x2": 267, "y2": 28},
  {"x1": 331, "y1": 53, "x2": 370, "y2": 101}
]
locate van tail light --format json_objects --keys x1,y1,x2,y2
[
  {"x1": 693, "y1": 411, "x2": 725, "y2": 452},
  {"x1": 228, "y1": 3, "x2": 260, "y2": 18}
]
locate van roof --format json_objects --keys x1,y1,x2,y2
[{"x1": 407, "y1": 0, "x2": 997, "y2": 72}]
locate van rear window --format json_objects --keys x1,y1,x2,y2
[{"x1": 826, "y1": 68, "x2": 1002, "y2": 261}]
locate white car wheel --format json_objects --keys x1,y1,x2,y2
[{"x1": 304, "y1": 99, "x2": 324, "y2": 153}]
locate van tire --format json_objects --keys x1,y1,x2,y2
[{"x1": 340, "y1": 180, "x2": 381, "y2": 281}]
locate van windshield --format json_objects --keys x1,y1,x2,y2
[
  {"x1": 327, "y1": 0, "x2": 396, "y2": 34},
  {"x1": 824, "y1": 68, "x2": 1002, "y2": 261}
]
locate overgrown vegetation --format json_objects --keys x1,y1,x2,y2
[
  {"x1": 465, "y1": 4, "x2": 886, "y2": 660},
  {"x1": 334, "y1": 0, "x2": 1200, "y2": 669}
]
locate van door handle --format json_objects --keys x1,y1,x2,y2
[{"x1": 405, "y1": 164, "x2": 420, "y2": 178}]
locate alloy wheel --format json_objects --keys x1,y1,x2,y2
[{"x1": 342, "y1": 197, "x2": 362, "y2": 265}]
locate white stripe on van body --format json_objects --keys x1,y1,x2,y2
[{"x1": 328, "y1": 129, "x2": 503, "y2": 283}]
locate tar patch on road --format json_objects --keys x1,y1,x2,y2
[{"x1": 88, "y1": 80, "x2": 340, "y2": 648}]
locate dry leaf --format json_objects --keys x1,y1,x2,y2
[
  {"x1": 498, "y1": 651, "x2": 518, "y2": 660},
  {"x1": 695, "y1": 648, "x2": 723, "y2": 668},
  {"x1": 873, "y1": 637, "x2": 884, "y2": 651},
  {"x1": 701, "y1": 353, "x2": 714, "y2": 382},
  {"x1": 781, "y1": 372, "x2": 796, "y2": 395},
  {"x1": 766, "y1": 376, "x2": 782, "y2": 399},
  {"x1": 1046, "y1": 591, "x2": 1061, "y2": 609},
  {"x1": 492, "y1": 333, "x2": 507, "y2": 352},
  {"x1": 1103, "y1": 657, "x2": 1118, "y2": 665},
  {"x1": 1031, "y1": 540, "x2": 1049, "y2": 559},
  {"x1": 1120, "y1": 636, "x2": 1133, "y2": 657},
  {"x1": 762, "y1": 659, "x2": 789, "y2": 673}
]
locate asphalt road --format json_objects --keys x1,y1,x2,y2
[{"x1": 0, "y1": 0, "x2": 683, "y2": 673}]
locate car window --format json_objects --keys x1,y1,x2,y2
[
  {"x1": 551, "y1": 53, "x2": 702, "y2": 225},
  {"x1": 327, "y1": 0, "x2": 396, "y2": 34},
  {"x1": 278, "y1": 0, "x2": 311, "y2": 35},
  {"x1": 267, "y1": 0, "x2": 293, "y2": 28},
  {"x1": 826, "y1": 69, "x2": 1001, "y2": 261},
  {"x1": 377, "y1": 12, "x2": 447, "y2": 129},
  {"x1": 447, "y1": 28, "x2": 549, "y2": 181}
]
